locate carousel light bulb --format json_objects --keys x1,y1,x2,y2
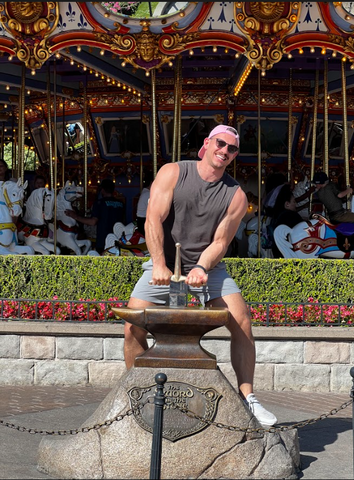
[
  {"x1": 121, "y1": 61, "x2": 126, "y2": 67},
  {"x1": 122, "y1": 84, "x2": 126, "y2": 89},
  {"x1": 261, "y1": 70, "x2": 266, "y2": 77},
  {"x1": 168, "y1": 61, "x2": 173, "y2": 67},
  {"x1": 145, "y1": 71, "x2": 150, "y2": 77},
  {"x1": 213, "y1": 46, "x2": 217, "y2": 53},
  {"x1": 299, "y1": 48, "x2": 304, "y2": 54},
  {"x1": 189, "y1": 49, "x2": 194, "y2": 55},
  {"x1": 95, "y1": 72, "x2": 99, "y2": 77},
  {"x1": 83, "y1": 66, "x2": 87, "y2": 71},
  {"x1": 235, "y1": 53, "x2": 240, "y2": 58},
  {"x1": 100, "y1": 49, "x2": 105, "y2": 56},
  {"x1": 77, "y1": 46, "x2": 81, "y2": 52},
  {"x1": 224, "y1": 48, "x2": 229, "y2": 53},
  {"x1": 27, "y1": 90, "x2": 30, "y2": 94},
  {"x1": 70, "y1": 59, "x2": 74, "y2": 65},
  {"x1": 118, "y1": 82, "x2": 121, "y2": 87},
  {"x1": 321, "y1": 48, "x2": 326, "y2": 55},
  {"x1": 310, "y1": 47, "x2": 315, "y2": 53},
  {"x1": 332, "y1": 51, "x2": 337, "y2": 57},
  {"x1": 4, "y1": 105, "x2": 7, "y2": 109},
  {"x1": 5, "y1": 85, "x2": 9, "y2": 90},
  {"x1": 288, "y1": 53, "x2": 292, "y2": 59},
  {"x1": 55, "y1": 53, "x2": 60, "y2": 59},
  {"x1": 128, "y1": 87, "x2": 131, "y2": 92},
  {"x1": 342, "y1": 56, "x2": 347, "y2": 62}
]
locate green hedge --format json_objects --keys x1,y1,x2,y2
[{"x1": 1, "y1": 256, "x2": 354, "y2": 303}]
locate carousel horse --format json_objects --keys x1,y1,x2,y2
[
  {"x1": 50, "y1": 181, "x2": 91, "y2": 255},
  {"x1": 17, "y1": 187, "x2": 60, "y2": 255},
  {"x1": 273, "y1": 213, "x2": 354, "y2": 259},
  {"x1": 245, "y1": 214, "x2": 274, "y2": 258},
  {"x1": 88, "y1": 221, "x2": 148, "y2": 257},
  {"x1": 0, "y1": 179, "x2": 34, "y2": 255}
]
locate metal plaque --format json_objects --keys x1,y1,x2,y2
[{"x1": 127, "y1": 381, "x2": 222, "y2": 442}]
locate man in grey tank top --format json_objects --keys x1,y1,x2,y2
[{"x1": 124, "y1": 124, "x2": 277, "y2": 427}]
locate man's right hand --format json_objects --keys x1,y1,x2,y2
[{"x1": 149, "y1": 265, "x2": 173, "y2": 285}]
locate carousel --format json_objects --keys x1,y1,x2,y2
[{"x1": 0, "y1": 1, "x2": 354, "y2": 258}]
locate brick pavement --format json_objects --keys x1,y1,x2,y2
[{"x1": 0, "y1": 385, "x2": 350, "y2": 420}]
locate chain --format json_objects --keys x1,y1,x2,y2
[
  {"x1": 175, "y1": 398, "x2": 352, "y2": 435},
  {"x1": 0, "y1": 396, "x2": 351, "y2": 436},
  {"x1": 0, "y1": 397, "x2": 154, "y2": 436}
]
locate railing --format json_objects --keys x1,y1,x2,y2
[{"x1": 0, "y1": 298, "x2": 353, "y2": 326}]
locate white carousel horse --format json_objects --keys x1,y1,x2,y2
[
  {"x1": 273, "y1": 213, "x2": 354, "y2": 259},
  {"x1": 0, "y1": 179, "x2": 34, "y2": 255},
  {"x1": 50, "y1": 181, "x2": 91, "y2": 255},
  {"x1": 245, "y1": 214, "x2": 274, "y2": 258},
  {"x1": 88, "y1": 221, "x2": 148, "y2": 257},
  {"x1": 17, "y1": 187, "x2": 60, "y2": 255}
]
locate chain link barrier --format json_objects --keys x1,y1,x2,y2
[{"x1": 0, "y1": 395, "x2": 351, "y2": 437}]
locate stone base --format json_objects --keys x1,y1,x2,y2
[{"x1": 37, "y1": 367, "x2": 300, "y2": 479}]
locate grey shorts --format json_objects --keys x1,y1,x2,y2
[{"x1": 130, "y1": 259, "x2": 241, "y2": 306}]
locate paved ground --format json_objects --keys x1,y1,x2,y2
[{"x1": 0, "y1": 386, "x2": 352, "y2": 479}]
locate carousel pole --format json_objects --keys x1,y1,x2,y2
[
  {"x1": 53, "y1": 60, "x2": 58, "y2": 252},
  {"x1": 47, "y1": 63, "x2": 53, "y2": 191},
  {"x1": 140, "y1": 94, "x2": 143, "y2": 189},
  {"x1": 83, "y1": 81, "x2": 88, "y2": 214},
  {"x1": 341, "y1": 57, "x2": 350, "y2": 209},
  {"x1": 172, "y1": 60, "x2": 179, "y2": 163},
  {"x1": 176, "y1": 56, "x2": 182, "y2": 161},
  {"x1": 62, "y1": 98, "x2": 66, "y2": 187},
  {"x1": 309, "y1": 69, "x2": 319, "y2": 214},
  {"x1": 11, "y1": 107, "x2": 16, "y2": 178},
  {"x1": 18, "y1": 63, "x2": 25, "y2": 182},
  {"x1": 151, "y1": 69, "x2": 157, "y2": 178},
  {"x1": 323, "y1": 59, "x2": 329, "y2": 175},
  {"x1": 0, "y1": 122, "x2": 4, "y2": 161},
  {"x1": 257, "y1": 69, "x2": 262, "y2": 258},
  {"x1": 287, "y1": 69, "x2": 292, "y2": 182}
]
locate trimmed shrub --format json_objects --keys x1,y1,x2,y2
[{"x1": 0, "y1": 256, "x2": 353, "y2": 303}]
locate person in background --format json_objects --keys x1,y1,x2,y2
[
  {"x1": 312, "y1": 171, "x2": 354, "y2": 223},
  {"x1": 0, "y1": 159, "x2": 10, "y2": 182},
  {"x1": 33, "y1": 175, "x2": 46, "y2": 190},
  {"x1": 124, "y1": 124, "x2": 277, "y2": 427},
  {"x1": 136, "y1": 171, "x2": 154, "y2": 237},
  {"x1": 65, "y1": 178, "x2": 125, "y2": 253},
  {"x1": 270, "y1": 184, "x2": 304, "y2": 258}
]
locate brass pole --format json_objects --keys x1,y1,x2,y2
[
  {"x1": 172, "y1": 61, "x2": 179, "y2": 163},
  {"x1": 341, "y1": 58, "x2": 350, "y2": 208},
  {"x1": 83, "y1": 82, "x2": 88, "y2": 213},
  {"x1": 11, "y1": 108, "x2": 16, "y2": 177},
  {"x1": 139, "y1": 94, "x2": 143, "y2": 190},
  {"x1": 0, "y1": 122, "x2": 4, "y2": 161},
  {"x1": 257, "y1": 69, "x2": 262, "y2": 258},
  {"x1": 151, "y1": 69, "x2": 157, "y2": 178},
  {"x1": 19, "y1": 63, "x2": 25, "y2": 181},
  {"x1": 309, "y1": 69, "x2": 319, "y2": 214},
  {"x1": 47, "y1": 63, "x2": 53, "y2": 190},
  {"x1": 323, "y1": 59, "x2": 329, "y2": 175},
  {"x1": 62, "y1": 98, "x2": 65, "y2": 187},
  {"x1": 287, "y1": 69, "x2": 292, "y2": 182},
  {"x1": 53, "y1": 60, "x2": 58, "y2": 252},
  {"x1": 177, "y1": 56, "x2": 182, "y2": 161}
]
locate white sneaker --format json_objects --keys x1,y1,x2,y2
[{"x1": 244, "y1": 393, "x2": 277, "y2": 427}]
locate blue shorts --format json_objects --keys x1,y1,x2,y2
[{"x1": 130, "y1": 259, "x2": 241, "y2": 306}]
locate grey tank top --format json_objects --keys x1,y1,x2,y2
[{"x1": 163, "y1": 161, "x2": 240, "y2": 274}]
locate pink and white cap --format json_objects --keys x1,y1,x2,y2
[{"x1": 198, "y1": 125, "x2": 239, "y2": 159}]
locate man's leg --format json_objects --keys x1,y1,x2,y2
[
  {"x1": 124, "y1": 297, "x2": 153, "y2": 369},
  {"x1": 207, "y1": 292, "x2": 255, "y2": 399},
  {"x1": 207, "y1": 292, "x2": 277, "y2": 427}
]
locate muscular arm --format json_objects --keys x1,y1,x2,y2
[
  {"x1": 338, "y1": 187, "x2": 353, "y2": 199},
  {"x1": 145, "y1": 163, "x2": 179, "y2": 285},
  {"x1": 186, "y1": 187, "x2": 248, "y2": 286}
]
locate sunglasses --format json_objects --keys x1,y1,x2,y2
[{"x1": 214, "y1": 138, "x2": 239, "y2": 155}]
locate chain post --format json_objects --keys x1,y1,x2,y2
[
  {"x1": 350, "y1": 366, "x2": 354, "y2": 479},
  {"x1": 149, "y1": 373, "x2": 167, "y2": 480}
]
